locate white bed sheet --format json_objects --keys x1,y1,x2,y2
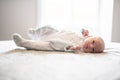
[{"x1": 0, "y1": 40, "x2": 120, "y2": 80}]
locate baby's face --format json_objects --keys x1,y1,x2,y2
[{"x1": 82, "y1": 37, "x2": 105, "y2": 53}]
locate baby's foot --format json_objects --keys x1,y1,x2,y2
[
  {"x1": 28, "y1": 28, "x2": 37, "y2": 40},
  {"x1": 28, "y1": 28, "x2": 35, "y2": 35},
  {"x1": 12, "y1": 33, "x2": 24, "y2": 47}
]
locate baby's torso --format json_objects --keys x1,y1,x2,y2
[{"x1": 40, "y1": 31, "x2": 85, "y2": 46}]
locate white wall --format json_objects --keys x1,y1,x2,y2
[
  {"x1": 0, "y1": 0, "x2": 37, "y2": 40},
  {"x1": 112, "y1": 0, "x2": 120, "y2": 42}
]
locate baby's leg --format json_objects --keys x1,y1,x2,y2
[
  {"x1": 13, "y1": 33, "x2": 53, "y2": 51},
  {"x1": 28, "y1": 25, "x2": 58, "y2": 40}
]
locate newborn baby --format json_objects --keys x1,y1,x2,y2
[{"x1": 13, "y1": 26, "x2": 105, "y2": 53}]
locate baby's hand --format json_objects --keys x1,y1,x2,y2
[
  {"x1": 81, "y1": 29, "x2": 89, "y2": 37},
  {"x1": 68, "y1": 45, "x2": 81, "y2": 50}
]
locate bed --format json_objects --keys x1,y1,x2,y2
[{"x1": 0, "y1": 40, "x2": 120, "y2": 80}]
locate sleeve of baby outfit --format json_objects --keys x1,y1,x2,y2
[{"x1": 49, "y1": 40, "x2": 73, "y2": 52}]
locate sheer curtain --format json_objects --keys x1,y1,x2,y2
[
  {"x1": 99, "y1": 0, "x2": 114, "y2": 43},
  {"x1": 37, "y1": 0, "x2": 114, "y2": 42}
]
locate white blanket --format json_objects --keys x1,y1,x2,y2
[{"x1": 0, "y1": 41, "x2": 120, "y2": 80}]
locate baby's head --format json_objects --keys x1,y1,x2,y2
[{"x1": 82, "y1": 37, "x2": 105, "y2": 53}]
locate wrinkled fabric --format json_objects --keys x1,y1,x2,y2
[{"x1": 28, "y1": 26, "x2": 85, "y2": 51}]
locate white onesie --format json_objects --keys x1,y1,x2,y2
[{"x1": 28, "y1": 26, "x2": 85, "y2": 51}]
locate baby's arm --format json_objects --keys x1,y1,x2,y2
[{"x1": 68, "y1": 45, "x2": 81, "y2": 50}]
